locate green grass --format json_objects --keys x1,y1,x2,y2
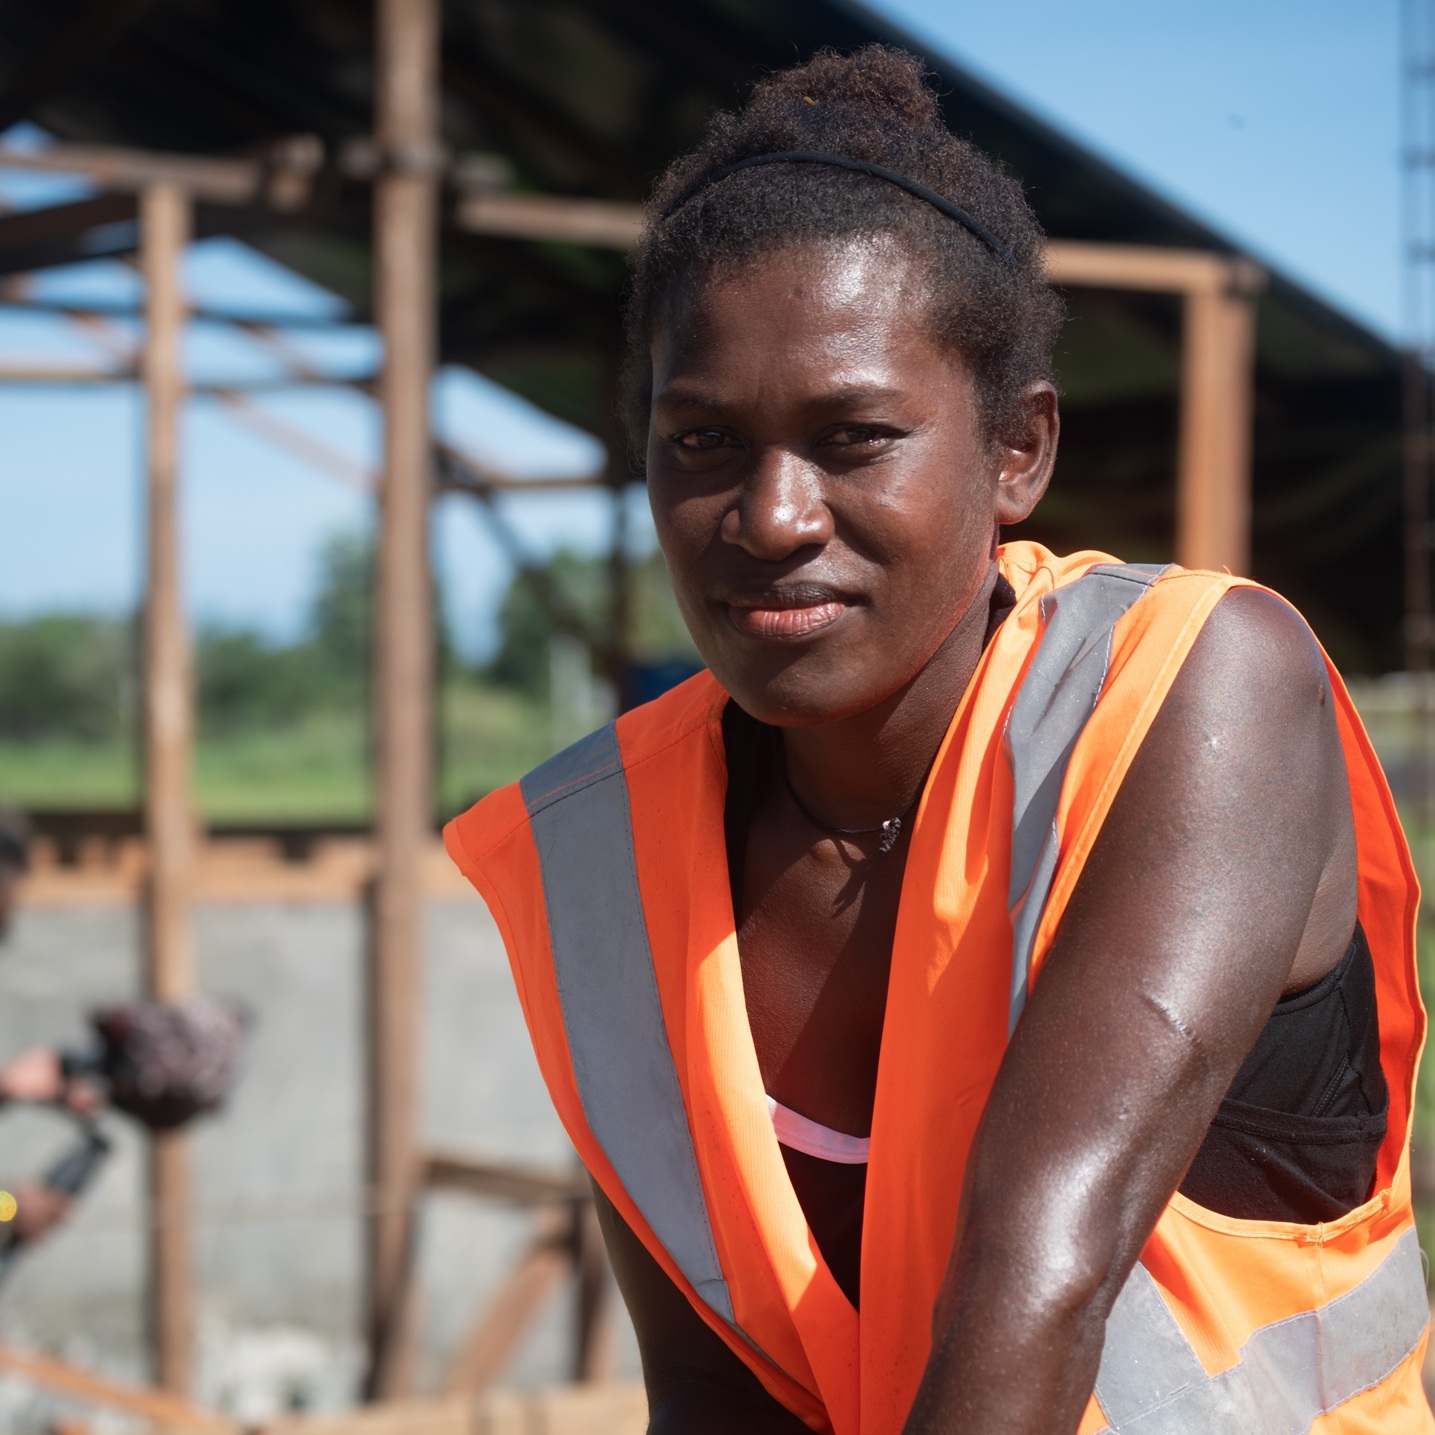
[
  {"x1": 0, "y1": 736, "x2": 140, "y2": 810},
  {"x1": 439, "y1": 681, "x2": 559, "y2": 819},
  {"x1": 0, "y1": 682, "x2": 553, "y2": 825}
]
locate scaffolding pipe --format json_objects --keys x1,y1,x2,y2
[
  {"x1": 364, "y1": 0, "x2": 439, "y2": 1401},
  {"x1": 140, "y1": 179, "x2": 194, "y2": 1394}
]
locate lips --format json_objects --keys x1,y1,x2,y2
[
  {"x1": 727, "y1": 601, "x2": 846, "y2": 638},
  {"x1": 723, "y1": 585, "x2": 853, "y2": 640}
]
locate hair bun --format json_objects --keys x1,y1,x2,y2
[{"x1": 756, "y1": 46, "x2": 944, "y2": 135}]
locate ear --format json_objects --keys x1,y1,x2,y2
[{"x1": 994, "y1": 381, "x2": 1059, "y2": 525}]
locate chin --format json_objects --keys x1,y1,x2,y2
[{"x1": 706, "y1": 647, "x2": 896, "y2": 728}]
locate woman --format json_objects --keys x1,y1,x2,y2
[{"x1": 447, "y1": 47, "x2": 1431, "y2": 1434}]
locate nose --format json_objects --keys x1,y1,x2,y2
[{"x1": 721, "y1": 447, "x2": 834, "y2": 560}]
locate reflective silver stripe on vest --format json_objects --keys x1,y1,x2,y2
[
  {"x1": 520, "y1": 724, "x2": 738, "y2": 1327},
  {"x1": 1005, "y1": 562, "x2": 1169, "y2": 1035},
  {"x1": 1092, "y1": 1226, "x2": 1430, "y2": 1434}
]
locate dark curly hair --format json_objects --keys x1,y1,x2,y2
[{"x1": 622, "y1": 46, "x2": 1063, "y2": 464}]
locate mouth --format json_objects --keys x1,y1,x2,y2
[{"x1": 722, "y1": 584, "x2": 854, "y2": 641}]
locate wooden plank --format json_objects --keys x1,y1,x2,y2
[
  {"x1": 252, "y1": 1386, "x2": 649, "y2": 1435},
  {"x1": 140, "y1": 178, "x2": 195, "y2": 1395},
  {"x1": 455, "y1": 192, "x2": 643, "y2": 248},
  {"x1": 443, "y1": 1208, "x2": 573, "y2": 1396},
  {"x1": 0, "y1": 363, "x2": 136, "y2": 382},
  {"x1": 22, "y1": 836, "x2": 479, "y2": 907},
  {"x1": 365, "y1": 0, "x2": 440, "y2": 1402},
  {"x1": 0, "y1": 138, "x2": 320, "y2": 209},
  {"x1": 524, "y1": 1384, "x2": 647, "y2": 1435},
  {"x1": 1174, "y1": 282, "x2": 1260, "y2": 575},
  {"x1": 0, "y1": 142, "x2": 262, "y2": 204},
  {"x1": 444, "y1": 209, "x2": 1266, "y2": 300},
  {"x1": 424, "y1": 1154, "x2": 589, "y2": 1206},
  {"x1": 0, "y1": 1341, "x2": 237, "y2": 1433},
  {"x1": 256, "y1": 1398, "x2": 471, "y2": 1435},
  {"x1": 1044, "y1": 240, "x2": 1255, "y2": 295}
]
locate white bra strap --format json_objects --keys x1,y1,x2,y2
[{"x1": 766, "y1": 1095, "x2": 871, "y2": 1165}]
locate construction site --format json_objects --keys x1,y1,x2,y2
[{"x1": 0, "y1": 0, "x2": 1423, "y2": 1431}]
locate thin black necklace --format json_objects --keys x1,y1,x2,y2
[{"x1": 772, "y1": 731, "x2": 922, "y2": 855}]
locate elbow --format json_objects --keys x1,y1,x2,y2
[{"x1": 952, "y1": 1175, "x2": 1131, "y2": 1335}]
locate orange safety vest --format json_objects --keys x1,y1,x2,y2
[{"x1": 446, "y1": 544, "x2": 1432, "y2": 1435}]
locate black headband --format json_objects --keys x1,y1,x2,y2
[{"x1": 660, "y1": 150, "x2": 1017, "y2": 269}]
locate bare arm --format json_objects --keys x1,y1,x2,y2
[
  {"x1": 904, "y1": 588, "x2": 1359, "y2": 1434},
  {"x1": 591, "y1": 1182, "x2": 810, "y2": 1434}
]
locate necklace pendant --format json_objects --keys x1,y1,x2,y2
[{"x1": 878, "y1": 816, "x2": 901, "y2": 854}]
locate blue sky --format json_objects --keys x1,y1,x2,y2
[
  {"x1": 879, "y1": 0, "x2": 1400, "y2": 340},
  {"x1": 0, "y1": 1, "x2": 1403, "y2": 658}
]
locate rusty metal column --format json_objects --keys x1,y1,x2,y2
[
  {"x1": 365, "y1": 0, "x2": 439, "y2": 1400},
  {"x1": 1174, "y1": 264, "x2": 1263, "y2": 576},
  {"x1": 140, "y1": 179, "x2": 194, "y2": 1395}
]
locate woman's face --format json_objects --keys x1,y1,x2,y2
[{"x1": 646, "y1": 238, "x2": 1055, "y2": 725}]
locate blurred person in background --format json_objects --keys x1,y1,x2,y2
[
  {"x1": 0, "y1": 807, "x2": 101, "y2": 1245},
  {"x1": 0, "y1": 806, "x2": 28, "y2": 942}
]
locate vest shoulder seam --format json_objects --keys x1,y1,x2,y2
[
  {"x1": 528, "y1": 709, "x2": 718, "y2": 817},
  {"x1": 618, "y1": 715, "x2": 718, "y2": 777},
  {"x1": 447, "y1": 793, "x2": 531, "y2": 868}
]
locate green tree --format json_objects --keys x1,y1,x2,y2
[
  {"x1": 306, "y1": 527, "x2": 458, "y2": 700},
  {"x1": 308, "y1": 530, "x2": 374, "y2": 700},
  {"x1": 196, "y1": 627, "x2": 317, "y2": 736},
  {"x1": 0, "y1": 614, "x2": 132, "y2": 742},
  {"x1": 487, "y1": 547, "x2": 697, "y2": 697}
]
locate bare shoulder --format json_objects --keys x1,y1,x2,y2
[
  {"x1": 1120, "y1": 582, "x2": 1345, "y2": 840},
  {"x1": 1175, "y1": 584, "x2": 1334, "y2": 724},
  {"x1": 1093, "y1": 579, "x2": 1355, "y2": 992}
]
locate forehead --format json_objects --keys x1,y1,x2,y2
[{"x1": 651, "y1": 238, "x2": 947, "y2": 391}]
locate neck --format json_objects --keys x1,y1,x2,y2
[{"x1": 779, "y1": 565, "x2": 999, "y2": 831}]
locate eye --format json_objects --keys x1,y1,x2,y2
[
  {"x1": 675, "y1": 428, "x2": 731, "y2": 451},
  {"x1": 820, "y1": 424, "x2": 900, "y2": 452}
]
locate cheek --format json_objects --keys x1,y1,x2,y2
[
  {"x1": 843, "y1": 484, "x2": 995, "y2": 668},
  {"x1": 649, "y1": 485, "x2": 717, "y2": 609},
  {"x1": 852, "y1": 469, "x2": 992, "y2": 593},
  {"x1": 650, "y1": 481, "x2": 698, "y2": 558}
]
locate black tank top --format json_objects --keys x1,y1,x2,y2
[{"x1": 1179, "y1": 921, "x2": 1386, "y2": 1222}]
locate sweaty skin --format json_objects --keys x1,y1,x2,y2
[{"x1": 602, "y1": 238, "x2": 1356, "y2": 1435}]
